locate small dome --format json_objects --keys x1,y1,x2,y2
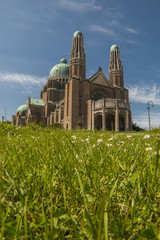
[
  {"x1": 60, "y1": 58, "x2": 67, "y2": 64},
  {"x1": 74, "y1": 31, "x2": 83, "y2": 38},
  {"x1": 110, "y1": 44, "x2": 119, "y2": 51},
  {"x1": 49, "y1": 59, "x2": 69, "y2": 78},
  {"x1": 17, "y1": 104, "x2": 28, "y2": 113}
]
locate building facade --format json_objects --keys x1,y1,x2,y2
[{"x1": 12, "y1": 31, "x2": 132, "y2": 131}]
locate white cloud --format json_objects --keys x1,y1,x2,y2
[
  {"x1": 126, "y1": 27, "x2": 138, "y2": 35},
  {"x1": 128, "y1": 84, "x2": 160, "y2": 106},
  {"x1": 58, "y1": 0, "x2": 101, "y2": 12},
  {"x1": 133, "y1": 112, "x2": 160, "y2": 129},
  {"x1": 90, "y1": 25, "x2": 116, "y2": 36},
  {"x1": 0, "y1": 72, "x2": 47, "y2": 88}
]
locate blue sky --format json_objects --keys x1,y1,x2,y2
[{"x1": 0, "y1": 0, "x2": 160, "y2": 129}]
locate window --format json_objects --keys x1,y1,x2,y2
[{"x1": 93, "y1": 93, "x2": 103, "y2": 101}]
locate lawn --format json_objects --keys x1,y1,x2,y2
[{"x1": 0, "y1": 123, "x2": 160, "y2": 239}]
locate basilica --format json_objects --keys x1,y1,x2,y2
[{"x1": 12, "y1": 31, "x2": 132, "y2": 131}]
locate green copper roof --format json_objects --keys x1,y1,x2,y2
[
  {"x1": 110, "y1": 44, "x2": 119, "y2": 51},
  {"x1": 30, "y1": 98, "x2": 45, "y2": 106},
  {"x1": 60, "y1": 58, "x2": 67, "y2": 64},
  {"x1": 74, "y1": 31, "x2": 83, "y2": 38},
  {"x1": 49, "y1": 58, "x2": 69, "y2": 78},
  {"x1": 17, "y1": 104, "x2": 28, "y2": 113}
]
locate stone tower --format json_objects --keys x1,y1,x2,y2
[
  {"x1": 69, "y1": 31, "x2": 86, "y2": 79},
  {"x1": 109, "y1": 44, "x2": 124, "y2": 88}
]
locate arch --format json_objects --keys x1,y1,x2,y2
[
  {"x1": 91, "y1": 87, "x2": 112, "y2": 100},
  {"x1": 95, "y1": 113, "x2": 102, "y2": 130},
  {"x1": 36, "y1": 112, "x2": 41, "y2": 123},
  {"x1": 21, "y1": 117, "x2": 26, "y2": 127},
  {"x1": 106, "y1": 113, "x2": 115, "y2": 131},
  {"x1": 78, "y1": 121, "x2": 83, "y2": 129},
  {"x1": 93, "y1": 93, "x2": 103, "y2": 101},
  {"x1": 119, "y1": 116, "x2": 125, "y2": 131}
]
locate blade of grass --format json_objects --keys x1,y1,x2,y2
[{"x1": 75, "y1": 168, "x2": 97, "y2": 239}]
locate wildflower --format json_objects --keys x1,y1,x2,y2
[
  {"x1": 143, "y1": 135, "x2": 150, "y2": 139},
  {"x1": 72, "y1": 136, "x2": 77, "y2": 139},
  {"x1": 93, "y1": 144, "x2": 95, "y2": 147},
  {"x1": 127, "y1": 135, "x2": 132, "y2": 138},
  {"x1": 76, "y1": 154, "x2": 80, "y2": 159},
  {"x1": 145, "y1": 147, "x2": 152, "y2": 151},
  {"x1": 97, "y1": 139, "x2": 103, "y2": 143},
  {"x1": 86, "y1": 138, "x2": 89, "y2": 142},
  {"x1": 155, "y1": 150, "x2": 160, "y2": 155},
  {"x1": 145, "y1": 143, "x2": 150, "y2": 146},
  {"x1": 106, "y1": 143, "x2": 113, "y2": 147},
  {"x1": 108, "y1": 137, "x2": 113, "y2": 141}
]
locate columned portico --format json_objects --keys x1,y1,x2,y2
[
  {"x1": 125, "y1": 110, "x2": 129, "y2": 131},
  {"x1": 115, "y1": 103, "x2": 119, "y2": 131},
  {"x1": 102, "y1": 99, "x2": 106, "y2": 130},
  {"x1": 92, "y1": 101, "x2": 95, "y2": 130},
  {"x1": 89, "y1": 98, "x2": 131, "y2": 131}
]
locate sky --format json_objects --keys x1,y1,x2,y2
[{"x1": 0, "y1": 0, "x2": 160, "y2": 129}]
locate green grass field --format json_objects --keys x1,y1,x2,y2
[{"x1": 0, "y1": 123, "x2": 160, "y2": 239}]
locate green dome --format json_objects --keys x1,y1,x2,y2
[
  {"x1": 17, "y1": 104, "x2": 28, "y2": 113},
  {"x1": 110, "y1": 44, "x2": 119, "y2": 51},
  {"x1": 74, "y1": 31, "x2": 83, "y2": 38},
  {"x1": 49, "y1": 58, "x2": 69, "y2": 78},
  {"x1": 60, "y1": 58, "x2": 67, "y2": 64}
]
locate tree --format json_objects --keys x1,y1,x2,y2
[{"x1": 132, "y1": 121, "x2": 144, "y2": 131}]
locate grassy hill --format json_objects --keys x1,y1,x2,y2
[{"x1": 1, "y1": 123, "x2": 160, "y2": 239}]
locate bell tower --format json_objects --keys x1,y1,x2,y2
[
  {"x1": 69, "y1": 31, "x2": 86, "y2": 79},
  {"x1": 109, "y1": 44, "x2": 124, "y2": 88}
]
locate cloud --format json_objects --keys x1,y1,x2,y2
[
  {"x1": 0, "y1": 72, "x2": 47, "y2": 89},
  {"x1": 58, "y1": 0, "x2": 101, "y2": 12},
  {"x1": 129, "y1": 83, "x2": 160, "y2": 129},
  {"x1": 90, "y1": 25, "x2": 116, "y2": 36},
  {"x1": 132, "y1": 112, "x2": 160, "y2": 129},
  {"x1": 128, "y1": 84, "x2": 160, "y2": 106},
  {"x1": 104, "y1": 8, "x2": 122, "y2": 19},
  {"x1": 126, "y1": 27, "x2": 138, "y2": 35}
]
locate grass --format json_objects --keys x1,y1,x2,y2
[{"x1": 0, "y1": 123, "x2": 160, "y2": 239}]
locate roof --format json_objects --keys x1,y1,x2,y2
[
  {"x1": 49, "y1": 58, "x2": 69, "y2": 78},
  {"x1": 110, "y1": 44, "x2": 119, "y2": 51},
  {"x1": 30, "y1": 98, "x2": 45, "y2": 106},
  {"x1": 89, "y1": 69, "x2": 113, "y2": 88},
  {"x1": 74, "y1": 31, "x2": 83, "y2": 38},
  {"x1": 17, "y1": 104, "x2": 28, "y2": 112}
]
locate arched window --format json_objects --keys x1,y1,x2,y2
[{"x1": 94, "y1": 93, "x2": 103, "y2": 101}]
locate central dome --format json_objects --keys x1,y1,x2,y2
[{"x1": 49, "y1": 58, "x2": 69, "y2": 78}]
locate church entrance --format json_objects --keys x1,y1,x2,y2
[
  {"x1": 36, "y1": 112, "x2": 41, "y2": 123},
  {"x1": 119, "y1": 116, "x2": 125, "y2": 131},
  {"x1": 106, "y1": 114, "x2": 115, "y2": 131},
  {"x1": 95, "y1": 114, "x2": 102, "y2": 130}
]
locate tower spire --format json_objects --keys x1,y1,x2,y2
[
  {"x1": 109, "y1": 44, "x2": 124, "y2": 88},
  {"x1": 69, "y1": 31, "x2": 86, "y2": 80}
]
